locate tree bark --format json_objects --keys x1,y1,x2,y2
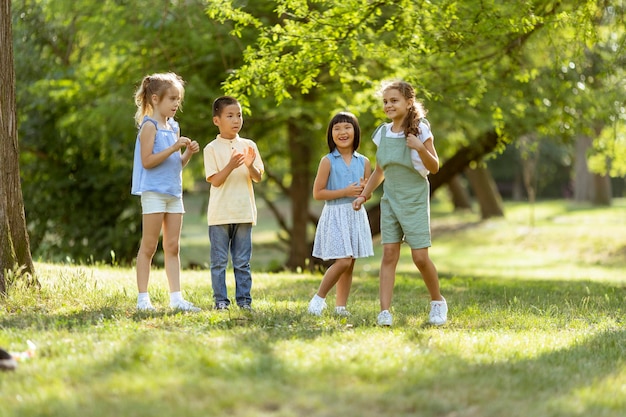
[
  {"x1": 573, "y1": 134, "x2": 612, "y2": 206},
  {"x1": 429, "y1": 130, "x2": 500, "y2": 194},
  {"x1": 592, "y1": 173, "x2": 612, "y2": 206},
  {"x1": 285, "y1": 120, "x2": 313, "y2": 270},
  {"x1": 465, "y1": 165, "x2": 504, "y2": 219},
  {"x1": 574, "y1": 134, "x2": 593, "y2": 202},
  {"x1": 448, "y1": 175, "x2": 473, "y2": 210},
  {"x1": 0, "y1": 0, "x2": 36, "y2": 293}
]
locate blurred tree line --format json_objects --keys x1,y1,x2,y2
[{"x1": 10, "y1": 0, "x2": 625, "y2": 269}]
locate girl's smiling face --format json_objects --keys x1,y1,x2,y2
[
  {"x1": 331, "y1": 122, "x2": 355, "y2": 151},
  {"x1": 383, "y1": 88, "x2": 411, "y2": 122}
]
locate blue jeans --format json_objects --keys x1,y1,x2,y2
[{"x1": 209, "y1": 223, "x2": 253, "y2": 307}]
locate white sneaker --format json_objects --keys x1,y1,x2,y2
[
  {"x1": 429, "y1": 297, "x2": 448, "y2": 325},
  {"x1": 334, "y1": 306, "x2": 351, "y2": 317},
  {"x1": 377, "y1": 310, "x2": 393, "y2": 326},
  {"x1": 308, "y1": 296, "x2": 327, "y2": 316},
  {"x1": 170, "y1": 299, "x2": 201, "y2": 312},
  {"x1": 137, "y1": 299, "x2": 156, "y2": 311}
]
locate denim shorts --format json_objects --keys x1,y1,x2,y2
[{"x1": 140, "y1": 191, "x2": 185, "y2": 214}]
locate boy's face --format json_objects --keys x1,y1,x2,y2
[{"x1": 213, "y1": 103, "x2": 243, "y2": 139}]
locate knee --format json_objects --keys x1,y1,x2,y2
[
  {"x1": 412, "y1": 252, "x2": 431, "y2": 270},
  {"x1": 381, "y1": 248, "x2": 400, "y2": 265},
  {"x1": 162, "y1": 240, "x2": 180, "y2": 257},
  {"x1": 333, "y1": 258, "x2": 353, "y2": 272},
  {"x1": 138, "y1": 242, "x2": 158, "y2": 259}
]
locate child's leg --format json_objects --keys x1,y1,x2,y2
[
  {"x1": 136, "y1": 213, "x2": 165, "y2": 293},
  {"x1": 231, "y1": 223, "x2": 253, "y2": 307},
  {"x1": 162, "y1": 213, "x2": 183, "y2": 292},
  {"x1": 380, "y1": 243, "x2": 401, "y2": 311},
  {"x1": 335, "y1": 259, "x2": 356, "y2": 307},
  {"x1": 209, "y1": 225, "x2": 231, "y2": 306},
  {"x1": 411, "y1": 247, "x2": 443, "y2": 301},
  {"x1": 318, "y1": 258, "x2": 353, "y2": 302}
]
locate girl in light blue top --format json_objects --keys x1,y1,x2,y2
[
  {"x1": 131, "y1": 72, "x2": 200, "y2": 312},
  {"x1": 308, "y1": 112, "x2": 374, "y2": 317}
]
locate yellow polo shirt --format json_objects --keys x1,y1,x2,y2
[{"x1": 203, "y1": 134, "x2": 264, "y2": 226}]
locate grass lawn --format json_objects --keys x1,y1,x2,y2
[{"x1": 1, "y1": 197, "x2": 625, "y2": 417}]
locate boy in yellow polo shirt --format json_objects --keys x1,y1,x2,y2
[{"x1": 203, "y1": 96, "x2": 264, "y2": 311}]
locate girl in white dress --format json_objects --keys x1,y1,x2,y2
[{"x1": 308, "y1": 112, "x2": 374, "y2": 316}]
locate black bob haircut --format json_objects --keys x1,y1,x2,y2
[{"x1": 326, "y1": 112, "x2": 361, "y2": 153}]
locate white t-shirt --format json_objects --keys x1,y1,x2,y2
[
  {"x1": 203, "y1": 135, "x2": 264, "y2": 226},
  {"x1": 372, "y1": 121, "x2": 433, "y2": 178}
]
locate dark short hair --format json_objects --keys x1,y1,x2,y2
[
  {"x1": 212, "y1": 96, "x2": 240, "y2": 117},
  {"x1": 326, "y1": 112, "x2": 361, "y2": 153}
]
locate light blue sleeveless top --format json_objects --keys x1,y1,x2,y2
[
  {"x1": 324, "y1": 149, "x2": 366, "y2": 206},
  {"x1": 131, "y1": 116, "x2": 183, "y2": 198}
]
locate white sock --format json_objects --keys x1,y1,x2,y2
[
  {"x1": 312, "y1": 294, "x2": 325, "y2": 302},
  {"x1": 170, "y1": 291, "x2": 183, "y2": 304},
  {"x1": 137, "y1": 292, "x2": 150, "y2": 303}
]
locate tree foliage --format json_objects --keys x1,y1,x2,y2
[
  {"x1": 13, "y1": 0, "x2": 249, "y2": 264},
  {"x1": 206, "y1": 0, "x2": 621, "y2": 263},
  {"x1": 11, "y1": 0, "x2": 624, "y2": 268}
]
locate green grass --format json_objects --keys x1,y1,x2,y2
[{"x1": 1, "y1": 198, "x2": 625, "y2": 417}]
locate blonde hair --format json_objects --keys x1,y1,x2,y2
[
  {"x1": 382, "y1": 80, "x2": 427, "y2": 136},
  {"x1": 133, "y1": 72, "x2": 185, "y2": 126}
]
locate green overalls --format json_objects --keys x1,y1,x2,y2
[{"x1": 376, "y1": 125, "x2": 431, "y2": 249}]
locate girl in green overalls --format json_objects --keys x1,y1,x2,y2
[{"x1": 353, "y1": 81, "x2": 447, "y2": 326}]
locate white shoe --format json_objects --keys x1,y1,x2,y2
[
  {"x1": 170, "y1": 299, "x2": 201, "y2": 312},
  {"x1": 137, "y1": 299, "x2": 156, "y2": 311},
  {"x1": 377, "y1": 310, "x2": 393, "y2": 326},
  {"x1": 429, "y1": 297, "x2": 448, "y2": 325},
  {"x1": 308, "y1": 296, "x2": 326, "y2": 316},
  {"x1": 334, "y1": 306, "x2": 351, "y2": 317}
]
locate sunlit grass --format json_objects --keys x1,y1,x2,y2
[{"x1": 1, "y1": 199, "x2": 625, "y2": 417}]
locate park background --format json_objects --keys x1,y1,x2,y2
[{"x1": 1, "y1": 1, "x2": 625, "y2": 416}]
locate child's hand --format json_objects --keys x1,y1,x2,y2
[
  {"x1": 352, "y1": 196, "x2": 365, "y2": 211},
  {"x1": 187, "y1": 140, "x2": 200, "y2": 154},
  {"x1": 344, "y1": 182, "x2": 364, "y2": 198},
  {"x1": 243, "y1": 147, "x2": 256, "y2": 167},
  {"x1": 176, "y1": 136, "x2": 192, "y2": 150},
  {"x1": 406, "y1": 133, "x2": 424, "y2": 151},
  {"x1": 227, "y1": 148, "x2": 246, "y2": 169}
]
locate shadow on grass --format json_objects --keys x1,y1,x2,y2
[
  {"x1": 1, "y1": 273, "x2": 624, "y2": 332},
  {"x1": 1, "y1": 274, "x2": 625, "y2": 416},
  {"x1": 6, "y1": 319, "x2": 624, "y2": 417}
]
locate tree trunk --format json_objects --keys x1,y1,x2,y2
[
  {"x1": 285, "y1": 120, "x2": 313, "y2": 270},
  {"x1": 448, "y1": 174, "x2": 472, "y2": 210},
  {"x1": 465, "y1": 165, "x2": 504, "y2": 219},
  {"x1": 573, "y1": 133, "x2": 612, "y2": 206},
  {"x1": 592, "y1": 173, "x2": 612, "y2": 206},
  {"x1": 1, "y1": 0, "x2": 36, "y2": 293},
  {"x1": 429, "y1": 130, "x2": 500, "y2": 194},
  {"x1": 574, "y1": 134, "x2": 593, "y2": 202}
]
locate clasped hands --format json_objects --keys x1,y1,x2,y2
[{"x1": 228, "y1": 146, "x2": 256, "y2": 169}]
